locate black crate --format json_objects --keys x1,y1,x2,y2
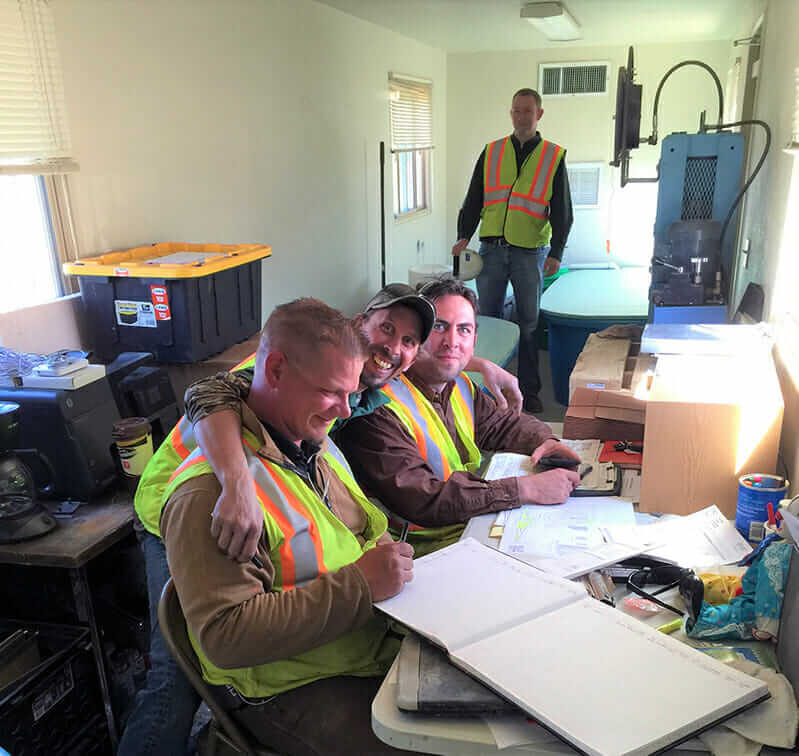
[
  {"x1": 77, "y1": 259, "x2": 263, "y2": 363},
  {"x1": 0, "y1": 621, "x2": 108, "y2": 756}
]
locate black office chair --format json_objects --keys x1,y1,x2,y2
[{"x1": 157, "y1": 578, "x2": 276, "y2": 756}]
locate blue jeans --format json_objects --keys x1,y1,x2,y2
[
  {"x1": 117, "y1": 530, "x2": 200, "y2": 756},
  {"x1": 477, "y1": 240, "x2": 548, "y2": 398}
]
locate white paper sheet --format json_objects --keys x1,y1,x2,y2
[
  {"x1": 644, "y1": 506, "x2": 753, "y2": 566},
  {"x1": 497, "y1": 497, "x2": 635, "y2": 559}
]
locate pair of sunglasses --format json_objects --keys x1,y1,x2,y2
[{"x1": 626, "y1": 566, "x2": 704, "y2": 620}]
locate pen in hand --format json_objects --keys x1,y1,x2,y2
[
  {"x1": 579, "y1": 465, "x2": 593, "y2": 481},
  {"x1": 399, "y1": 521, "x2": 410, "y2": 543}
]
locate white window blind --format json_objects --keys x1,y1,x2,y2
[
  {"x1": 389, "y1": 74, "x2": 433, "y2": 152},
  {"x1": 0, "y1": 0, "x2": 76, "y2": 174}
]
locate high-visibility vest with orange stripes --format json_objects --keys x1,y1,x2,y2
[
  {"x1": 379, "y1": 373, "x2": 481, "y2": 544},
  {"x1": 147, "y1": 425, "x2": 394, "y2": 697},
  {"x1": 134, "y1": 352, "x2": 257, "y2": 536},
  {"x1": 479, "y1": 137, "x2": 564, "y2": 249}
]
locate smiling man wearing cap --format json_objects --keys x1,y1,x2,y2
[{"x1": 179, "y1": 282, "x2": 522, "y2": 559}]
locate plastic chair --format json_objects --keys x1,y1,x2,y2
[{"x1": 157, "y1": 578, "x2": 276, "y2": 756}]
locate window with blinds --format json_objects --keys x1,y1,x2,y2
[
  {"x1": 0, "y1": 0, "x2": 75, "y2": 174},
  {"x1": 389, "y1": 73, "x2": 433, "y2": 218},
  {"x1": 0, "y1": 0, "x2": 78, "y2": 313}
]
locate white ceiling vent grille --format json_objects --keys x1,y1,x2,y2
[{"x1": 539, "y1": 62, "x2": 608, "y2": 97}]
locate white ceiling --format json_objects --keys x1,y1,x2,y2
[{"x1": 313, "y1": 0, "x2": 752, "y2": 53}]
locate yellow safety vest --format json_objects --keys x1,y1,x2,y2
[
  {"x1": 479, "y1": 137, "x2": 564, "y2": 249},
  {"x1": 149, "y1": 422, "x2": 395, "y2": 697},
  {"x1": 379, "y1": 373, "x2": 481, "y2": 555},
  {"x1": 134, "y1": 352, "x2": 257, "y2": 536}
]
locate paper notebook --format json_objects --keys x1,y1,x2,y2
[{"x1": 376, "y1": 538, "x2": 770, "y2": 756}]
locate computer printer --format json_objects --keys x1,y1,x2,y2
[{"x1": 0, "y1": 378, "x2": 121, "y2": 501}]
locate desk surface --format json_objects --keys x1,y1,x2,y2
[
  {"x1": 0, "y1": 489, "x2": 135, "y2": 568},
  {"x1": 541, "y1": 267, "x2": 649, "y2": 320}
]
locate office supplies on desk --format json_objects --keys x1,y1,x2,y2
[
  {"x1": 375, "y1": 538, "x2": 770, "y2": 756},
  {"x1": 599, "y1": 440, "x2": 643, "y2": 468},
  {"x1": 735, "y1": 474, "x2": 788, "y2": 540}
]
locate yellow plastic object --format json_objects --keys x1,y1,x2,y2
[
  {"x1": 698, "y1": 572, "x2": 744, "y2": 604},
  {"x1": 63, "y1": 242, "x2": 271, "y2": 279}
]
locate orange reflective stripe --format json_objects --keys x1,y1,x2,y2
[
  {"x1": 403, "y1": 383, "x2": 451, "y2": 480},
  {"x1": 242, "y1": 437, "x2": 327, "y2": 590},
  {"x1": 451, "y1": 384, "x2": 472, "y2": 428},
  {"x1": 511, "y1": 142, "x2": 561, "y2": 201},
  {"x1": 252, "y1": 471, "x2": 298, "y2": 589},
  {"x1": 506, "y1": 203, "x2": 548, "y2": 219},
  {"x1": 535, "y1": 144, "x2": 561, "y2": 201},
  {"x1": 382, "y1": 383, "x2": 428, "y2": 461},
  {"x1": 171, "y1": 422, "x2": 190, "y2": 460},
  {"x1": 516, "y1": 144, "x2": 546, "y2": 200},
  {"x1": 168, "y1": 452, "x2": 208, "y2": 483},
  {"x1": 232, "y1": 352, "x2": 256, "y2": 371},
  {"x1": 485, "y1": 138, "x2": 512, "y2": 192}
]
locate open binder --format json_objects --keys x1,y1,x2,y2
[{"x1": 376, "y1": 539, "x2": 770, "y2": 756}]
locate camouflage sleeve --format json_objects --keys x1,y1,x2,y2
[{"x1": 183, "y1": 367, "x2": 254, "y2": 424}]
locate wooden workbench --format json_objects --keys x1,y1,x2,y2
[{"x1": 0, "y1": 489, "x2": 136, "y2": 750}]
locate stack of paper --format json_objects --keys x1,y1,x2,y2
[{"x1": 604, "y1": 505, "x2": 753, "y2": 567}]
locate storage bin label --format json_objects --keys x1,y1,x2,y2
[
  {"x1": 32, "y1": 663, "x2": 74, "y2": 722},
  {"x1": 115, "y1": 300, "x2": 157, "y2": 328},
  {"x1": 150, "y1": 285, "x2": 172, "y2": 321}
]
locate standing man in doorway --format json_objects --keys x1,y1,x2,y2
[{"x1": 451, "y1": 88, "x2": 573, "y2": 414}]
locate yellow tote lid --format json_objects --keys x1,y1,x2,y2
[{"x1": 63, "y1": 242, "x2": 271, "y2": 279}]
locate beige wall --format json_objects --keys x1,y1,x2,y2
[
  {"x1": 729, "y1": 0, "x2": 799, "y2": 491},
  {"x1": 0, "y1": 295, "x2": 87, "y2": 354},
  {"x1": 446, "y1": 40, "x2": 731, "y2": 266},
  {"x1": 51, "y1": 0, "x2": 447, "y2": 327}
]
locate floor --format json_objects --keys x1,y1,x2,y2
[{"x1": 509, "y1": 346, "x2": 567, "y2": 425}]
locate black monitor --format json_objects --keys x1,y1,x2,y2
[{"x1": 610, "y1": 46, "x2": 642, "y2": 167}]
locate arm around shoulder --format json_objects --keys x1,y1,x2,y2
[{"x1": 161, "y1": 475, "x2": 377, "y2": 670}]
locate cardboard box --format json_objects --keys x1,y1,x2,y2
[
  {"x1": 639, "y1": 353, "x2": 784, "y2": 519},
  {"x1": 568, "y1": 326, "x2": 644, "y2": 402},
  {"x1": 563, "y1": 386, "x2": 647, "y2": 441}
]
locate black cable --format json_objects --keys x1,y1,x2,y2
[
  {"x1": 701, "y1": 120, "x2": 772, "y2": 251},
  {"x1": 649, "y1": 60, "x2": 724, "y2": 145}
]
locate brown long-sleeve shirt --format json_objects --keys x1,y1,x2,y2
[
  {"x1": 335, "y1": 369, "x2": 556, "y2": 528},
  {"x1": 160, "y1": 405, "x2": 380, "y2": 670}
]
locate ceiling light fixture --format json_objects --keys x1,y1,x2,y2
[{"x1": 520, "y1": 2, "x2": 582, "y2": 42}]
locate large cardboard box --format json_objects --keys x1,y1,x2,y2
[
  {"x1": 568, "y1": 326, "x2": 644, "y2": 402},
  {"x1": 563, "y1": 386, "x2": 647, "y2": 441},
  {"x1": 639, "y1": 353, "x2": 784, "y2": 519}
]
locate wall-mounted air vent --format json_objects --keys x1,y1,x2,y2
[
  {"x1": 540, "y1": 62, "x2": 609, "y2": 96},
  {"x1": 567, "y1": 162, "x2": 602, "y2": 208}
]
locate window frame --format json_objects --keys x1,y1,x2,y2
[{"x1": 388, "y1": 73, "x2": 433, "y2": 221}]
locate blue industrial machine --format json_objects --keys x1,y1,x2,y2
[
  {"x1": 610, "y1": 47, "x2": 770, "y2": 325},
  {"x1": 649, "y1": 131, "x2": 744, "y2": 323}
]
